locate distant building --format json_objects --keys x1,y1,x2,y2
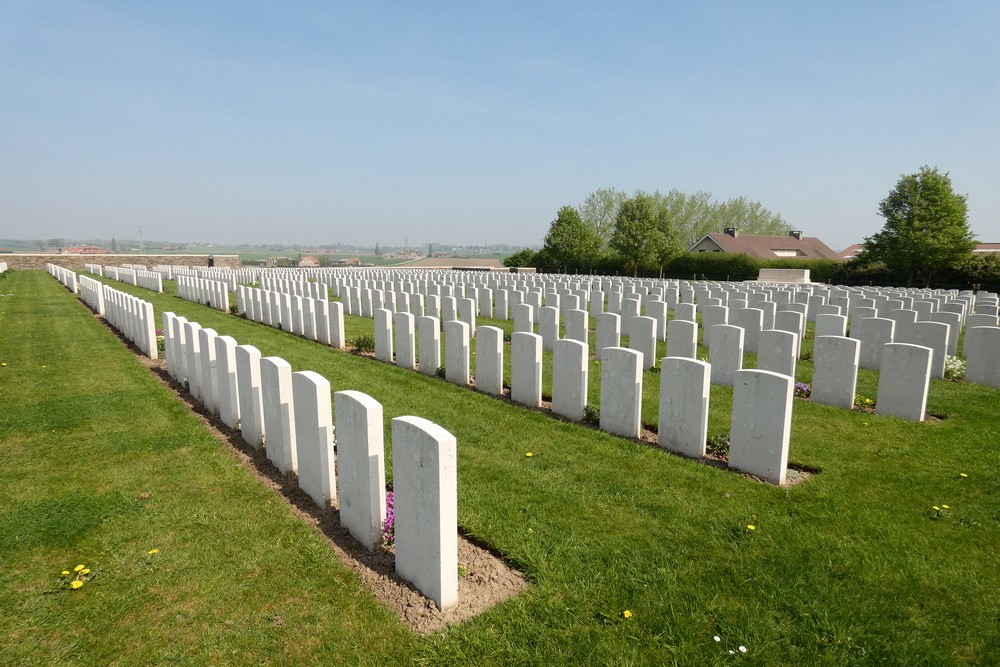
[
  {"x1": 840, "y1": 243, "x2": 864, "y2": 260},
  {"x1": 689, "y1": 228, "x2": 840, "y2": 260},
  {"x1": 298, "y1": 255, "x2": 320, "y2": 267},
  {"x1": 330, "y1": 257, "x2": 360, "y2": 266}
]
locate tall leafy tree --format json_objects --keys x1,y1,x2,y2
[
  {"x1": 610, "y1": 193, "x2": 660, "y2": 277},
  {"x1": 862, "y1": 166, "x2": 975, "y2": 286},
  {"x1": 578, "y1": 187, "x2": 627, "y2": 245},
  {"x1": 543, "y1": 205, "x2": 602, "y2": 273},
  {"x1": 502, "y1": 248, "x2": 537, "y2": 268}
]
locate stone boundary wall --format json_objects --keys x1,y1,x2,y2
[{"x1": 1, "y1": 254, "x2": 240, "y2": 271}]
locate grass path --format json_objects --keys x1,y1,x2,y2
[{"x1": 2, "y1": 269, "x2": 999, "y2": 664}]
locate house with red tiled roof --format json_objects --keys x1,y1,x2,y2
[
  {"x1": 840, "y1": 243, "x2": 863, "y2": 260},
  {"x1": 689, "y1": 228, "x2": 841, "y2": 260}
]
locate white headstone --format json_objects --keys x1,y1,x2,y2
[
  {"x1": 335, "y1": 390, "x2": 386, "y2": 551},
  {"x1": 261, "y1": 356, "x2": 297, "y2": 474},
  {"x1": 658, "y1": 357, "x2": 710, "y2": 459},
  {"x1": 391, "y1": 416, "x2": 458, "y2": 611},
  {"x1": 811, "y1": 336, "x2": 860, "y2": 410},
  {"x1": 876, "y1": 343, "x2": 932, "y2": 422},
  {"x1": 552, "y1": 339, "x2": 589, "y2": 421},
  {"x1": 292, "y1": 371, "x2": 337, "y2": 507},
  {"x1": 599, "y1": 347, "x2": 643, "y2": 438},
  {"x1": 729, "y1": 369, "x2": 792, "y2": 485}
]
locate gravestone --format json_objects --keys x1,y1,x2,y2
[
  {"x1": 392, "y1": 416, "x2": 458, "y2": 611},
  {"x1": 552, "y1": 339, "x2": 588, "y2": 421},
  {"x1": 292, "y1": 371, "x2": 337, "y2": 507},
  {"x1": 335, "y1": 390, "x2": 386, "y2": 551},
  {"x1": 665, "y1": 319, "x2": 698, "y2": 359},
  {"x1": 709, "y1": 324, "x2": 744, "y2": 386},
  {"x1": 756, "y1": 329, "x2": 797, "y2": 378},
  {"x1": 876, "y1": 343, "x2": 932, "y2": 422},
  {"x1": 630, "y1": 316, "x2": 658, "y2": 369},
  {"x1": 599, "y1": 347, "x2": 643, "y2": 438},
  {"x1": 510, "y1": 332, "x2": 543, "y2": 407},
  {"x1": 476, "y1": 326, "x2": 504, "y2": 396},
  {"x1": 658, "y1": 357, "x2": 710, "y2": 459},
  {"x1": 444, "y1": 320, "x2": 470, "y2": 386},
  {"x1": 394, "y1": 312, "x2": 417, "y2": 370},
  {"x1": 417, "y1": 316, "x2": 441, "y2": 376},
  {"x1": 236, "y1": 344, "x2": 265, "y2": 448},
  {"x1": 811, "y1": 336, "x2": 860, "y2": 410},
  {"x1": 728, "y1": 369, "x2": 792, "y2": 485},
  {"x1": 261, "y1": 356, "x2": 297, "y2": 474}
]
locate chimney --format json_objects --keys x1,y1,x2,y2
[
  {"x1": 789, "y1": 230, "x2": 803, "y2": 240},
  {"x1": 724, "y1": 227, "x2": 739, "y2": 238}
]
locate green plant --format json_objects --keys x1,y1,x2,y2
[
  {"x1": 944, "y1": 355, "x2": 966, "y2": 381},
  {"x1": 854, "y1": 393, "x2": 876, "y2": 412},
  {"x1": 348, "y1": 333, "x2": 375, "y2": 354},
  {"x1": 706, "y1": 432, "x2": 730, "y2": 457},
  {"x1": 583, "y1": 404, "x2": 600, "y2": 425}
]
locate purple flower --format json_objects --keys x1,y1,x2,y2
[{"x1": 382, "y1": 491, "x2": 395, "y2": 545}]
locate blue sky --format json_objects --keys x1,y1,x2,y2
[{"x1": 2, "y1": 1, "x2": 998, "y2": 251}]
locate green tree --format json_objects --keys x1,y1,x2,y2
[
  {"x1": 611, "y1": 193, "x2": 660, "y2": 277},
  {"x1": 543, "y1": 205, "x2": 602, "y2": 273},
  {"x1": 503, "y1": 248, "x2": 536, "y2": 268},
  {"x1": 111, "y1": 237, "x2": 117, "y2": 252},
  {"x1": 647, "y1": 191, "x2": 684, "y2": 277},
  {"x1": 578, "y1": 187, "x2": 627, "y2": 245},
  {"x1": 862, "y1": 166, "x2": 975, "y2": 286}
]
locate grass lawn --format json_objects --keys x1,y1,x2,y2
[{"x1": 2, "y1": 269, "x2": 1000, "y2": 664}]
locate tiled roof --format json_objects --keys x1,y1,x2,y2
[{"x1": 692, "y1": 233, "x2": 841, "y2": 260}]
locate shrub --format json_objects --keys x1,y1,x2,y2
[
  {"x1": 349, "y1": 333, "x2": 375, "y2": 354},
  {"x1": 706, "y1": 432, "x2": 730, "y2": 457},
  {"x1": 944, "y1": 355, "x2": 966, "y2": 381}
]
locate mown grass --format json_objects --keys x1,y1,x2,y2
[{"x1": 3, "y1": 269, "x2": 1000, "y2": 664}]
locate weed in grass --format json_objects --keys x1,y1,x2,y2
[
  {"x1": 706, "y1": 432, "x2": 730, "y2": 457},
  {"x1": 349, "y1": 333, "x2": 376, "y2": 354},
  {"x1": 854, "y1": 393, "x2": 876, "y2": 412},
  {"x1": 436, "y1": 365, "x2": 446, "y2": 379},
  {"x1": 794, "y1": 381, "x2": 811, "y2": 399},
  {"x1": 582, "y1": 404, "x2": 600, "y2": 425},
  {"x1": 59, "y1": 563, "x2": 94, "y2": 591},
  {"x1": 931, "y1": 504, "x2": 952, "y2": 520}
]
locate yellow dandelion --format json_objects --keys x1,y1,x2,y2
[
  {"x1": 942, "y1": 505, "x2": 950, "y2": 509},
  {"x1": 932, "y1": 506, "x2": 940, "y2": 511},
  {"x1": 148, "y1": 548, "x2": 159, "y2": 555},
  {"x1": 525, "y1": 452, "x2": 533, "y2": 458},
  {"x1": 70, "y1": 580, "x2": 83, "y2": 589},
  {"x1": 74, "y1": 564, "x2": 85, "y2": 572},
  {"x1": 1, "y1": 362, "x2": 7, "y2": 367},
  {"x1": 747, "y1": 524, "x2": 756, "y2": 531},
  {"x1": 61, "y1": 570, "x2": 70, "y2": 576},
  {"x1": 622, "y1": 610, "x2": 633, "y2": 619},
  {"x1": 960, "y1": 473, "x2": 968, "y2": 478},
  {"x1": 80, "y1": 568, "x2": 90, "y2": 575}
]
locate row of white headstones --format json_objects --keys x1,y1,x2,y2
[
  {"x1": 50, "y1": 264, "x2": 460, "y2": 611},
  {"x1": 72, "y1": 262, "x2": 1000, "y2": 440},
  {"x1": 223, "y1": 273, "x2": 999, "y2": 490}
]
